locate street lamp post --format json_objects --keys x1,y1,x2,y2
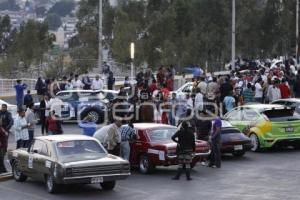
[
  {"x1": 98, "y1": 0, "x2": 103, "y2": 72},
  {"x1": 231, "y1": 0, "x2": 236, "y2": 71},
  {"x1": 130, "y1": 42, "x2": 135, "y2": 84}
]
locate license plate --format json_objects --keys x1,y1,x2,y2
[
  {"x1": 234, "y1": 145, "x2": 243, "y2": 150},
  {"x1": 285, "y1": 127, "x2": 294, "y2": 133},
  {"x1": 91, "y1": 177, "x2": 103, "y2": 184}
]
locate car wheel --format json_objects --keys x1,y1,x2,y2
[
  {"x1": 12, "y1": 161, "x2": 27, "y2": 182},
  {"x1": 45, "y1": 175, "x2": 60, "y2": 194},
  {"x1": 81, "y1": 109, "x2": 102, "y2": 124},
  {"x1": 100, "y1": 181, "x2": 116, "y2": 190},
  {"x1": 232, "y1": 151, "x2": 246, "y2": 157},
  {"x1": 249, "y1": 133, "x2": 260, "y2": 152},
  {"x1": 139, "y1": 155, "x2": 155, "y2": 174}
]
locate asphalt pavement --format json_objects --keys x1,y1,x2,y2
[{"x1": 2, "y1": 124, "x2": 300, "y2": 200}]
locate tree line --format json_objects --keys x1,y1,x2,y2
[{"x1": 71, "y1": 0, "x2": 298, "y2": 72}]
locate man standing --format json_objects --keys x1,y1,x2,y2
[
  {"x1": 223, "y1": 91, "x2": 236, "y2": 113},
  {"x1": 72, "y1": 74, "x2": 83, "y2": 89},
  {"x1": 24, "y1": 90, "x2": 33, "y2": 108},
  {"x1": 107, "y1": 71, "x2": 115, "y2": 90},
  {"x1": 0, "y1": 119, "x2": 8, "y2": 173},
  {"x1": 25, "y1": 103, "x2": 36, "y2": 146},
  {"x1": 0, "y1": 104, "x2": 13, "y2": 150},
  {"x1": 105, "y1": 120, "x2": 122, "y2": 156},
  {"x1": 120, "y1": 122, "x2": 136, "y2": 161},
  {"x1": 82, "y1": 71, "x2": 92, "y2": 90},
  {"x1": 35, "y1": 77, "x2": 45, "y2": 101},
  {"x1": 14, "y1": 80, "x2": 27, "y2": 109},
  {"x1": 92, "y1": 75, "x2": 104, "y2": 90},
  {"x1": 254, "y1": 78, "x2": 263, "y2": 103},
  {"x1": 209, "y1": 117, "x2": 222, "y2": 168}
]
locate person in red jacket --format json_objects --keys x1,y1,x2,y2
[{"x1": 279, "y1": 79, "x2": 291, "y2": 99}]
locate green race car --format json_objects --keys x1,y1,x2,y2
[{"x1": 224, "y1": 104, "x2": 300, "y2": 151}]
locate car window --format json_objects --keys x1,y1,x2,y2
[
  {"x1": 31, "y1": 140, "x2": 49, "y2": 156},
  {"x1": 57, "y1": 92, "x2": 77, "y2": 101},
  {"x1": 183, "y1": 85, "x2": 192, "y2": 93},
  {"x1": 225, "y1": 109, "x2": 243, "y2": 121},
  {"x1": 148, "y1": 128, "x2": 177, "y2": 141},
  {"x1": 56, "y1": 140, "x2": 106, "y2": 156},
  {"x1": 243, "y1": 109, "x2": 259, "y2": 121}
]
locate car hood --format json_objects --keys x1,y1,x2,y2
[{"x1": 61, "y1": 153, "x2": 128, "y2": 167}]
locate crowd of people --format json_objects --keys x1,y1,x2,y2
[{"x1": 1, "y1": 58, "x2": 300, "y2": 180}]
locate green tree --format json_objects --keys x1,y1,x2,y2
[
  {"x1": 48, "y1": 0, "x2": 76, "y2": 17},
  {"x1": 45, "y1": 13, "x2": 62, "y2": 31}
]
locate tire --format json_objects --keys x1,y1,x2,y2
[
  {"x1": 100, "y1": 181, "x2": 116, "y2": 190},
  {"x1": 81, "y1": 109, "x2": 103, "y2": 124},
  {"x1": 45, "y1": 175, "x2": 60, "y2": 194},
  {"x1": 139, "y1": 155, "x2": 155, "y2": 174},
  {"x1": 249, "y1": 133, "x2": 260, "y2": 152},
  {"x1": 232, "y1": 151, "x2": 246, "y2": 157},
  {"x1": 12, "y1": 161, "x2": 27, "y2": 182}
]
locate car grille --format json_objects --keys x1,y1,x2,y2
[{"x1": 67, "y1": 164, "x2": 130, "y2": 177}]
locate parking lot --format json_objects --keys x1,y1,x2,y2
[{"x1": 2, "y1": 124, "x2": 300, "y2": 200}]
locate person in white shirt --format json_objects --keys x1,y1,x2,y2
[
  {"x1": 267, "y1": 80, "x2": 281, "y2": 102},
  {"x1": 197, "y1": 77, "x2": 207, "y2": 96},
  {"x1": 48, "y1": 96, "x2": 63, "y2": 118},
  {"x1": 194, "y1": 88, "x2": 203, "y2": 113},
  {"x1": 72, "y1": 74, "x2": 83, "y2": 89},
  {"x1": 14, "y1": 109, "x2": 29, "y2": 149},
  {"x1": 254, "y1": 79, "x2": 263, "y2": 103},
  {"x1": 92, "y1": 75, "x2": 104, "y2": 90}
]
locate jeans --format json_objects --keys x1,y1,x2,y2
[
  {"x1": 209, "y1": 142, "x2": 221, "y2": 168},
  {"x1": 28, "y1": 130, "x2": 34, "y2": 146},
  {"x1": 16, "y1": 140, "x2": 28, "y2": 149},
  {"x1": 121, "y1": 141, "x2": 130, "y2": 161},
  {"x1": 255, "y1": 97, "x2": 262, "y2": 103}
]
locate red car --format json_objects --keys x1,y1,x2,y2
[{"x1": 130, "y1": 123, "x2": 211, "y2": 174}]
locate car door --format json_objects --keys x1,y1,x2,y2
[
  {"x1": 224, "y1": 108, "x2": 245, "y2": 131},
  {"x1": 29, "y1": 140, "x2": 51, "y2": 180}
]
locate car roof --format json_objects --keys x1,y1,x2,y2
[
  {"x1": 133, "y1": 123, "x2": 176, "y2": 130},
  {"x1": 36, "y1": 135, "x2": 97, "y2": 142},
  {"x1": 241, "y1": 104, "x2": 285, "y2": 111},
  {"x1": 273, "y1": 98, "x2": 300, "y2": 103}
]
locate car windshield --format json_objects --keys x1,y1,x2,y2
[
  {"x1": 262, "y1": 109, "x2": 300, "y2": 122},
  {"x1": 148, "y1": 128, "x2": 177, "y2": 142},
  {"x1": 56, "y1": 140, "x2": 106, "y2": 156}
]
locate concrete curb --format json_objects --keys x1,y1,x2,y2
[{"x1": 0, "y1": 172, "x2": 13, "y2": 182}]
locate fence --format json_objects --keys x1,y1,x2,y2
[{"x1": 0, "y1": 79, "x2": 36, "y2": 97}]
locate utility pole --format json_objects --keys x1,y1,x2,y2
[
  {"x1": 98, "y1": 0, "x2": 103, "y2": 72},
  {"x1": 296, "y1": 0, "x2": 299, "y2": 64},
  {"x1": 231, "y1": 0, "x2": 236, "y2": 71}
]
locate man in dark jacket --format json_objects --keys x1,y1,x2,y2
[
  {"x1": 171, "y1": 121, "x2": 195, "y2": 181},
  {"x1": 24, "y1": 90, "x2": 33, "y2": 108},
  {"x1": 35, "y1": 77, "x2": 45, "y2": 101},
  {"x1": 0, "y1": 120, "x2": 8, "y2": 173},
  {"x1": 107, "y1": 71, "x2": 115, "y2": 90},
  {"x1": 209, "y1": 117, "x2": 222, "y2": 168},
  {"x1": 0, "y1": 104, "x2": 13, "y2": 153}
]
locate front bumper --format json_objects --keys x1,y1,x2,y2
[{"x1": 60, "y1": 173, "x2": 130, "y2": 184}]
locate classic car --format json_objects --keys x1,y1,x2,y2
[
  {"x1": 129, "y1": 123, "x2": 211, "y2": 174},
  {"x1": 8, "y1": 135, "x2": 130, "y2": 193},
  {"x1": 170, "y1": 82, "x2": 193, "y2": 99},
  {"x1": 224, "y1": 104, "x2": 300, "y2": 151},
  {"x1": 271, "y1": 98, "x2": 300, "y2": 115},
  {"x1": 34, "y1": 90, "x2": 111, "y2": 124},
  {"x1": 220, "y1": 120, "x2": 253, "y2": 157}
]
